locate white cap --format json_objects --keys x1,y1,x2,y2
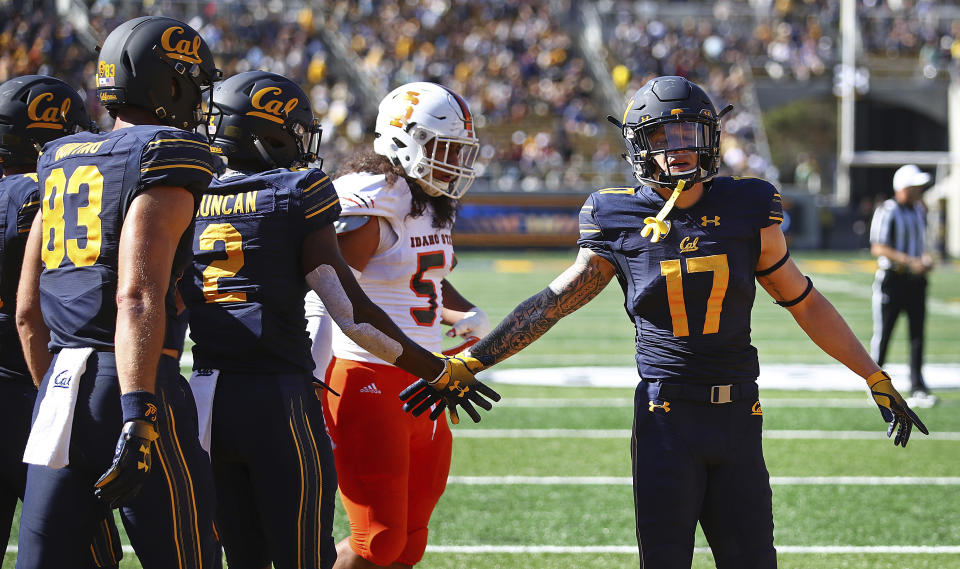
[{"x1": 892, "y1": 164, "x2": 931, "y2": 191}]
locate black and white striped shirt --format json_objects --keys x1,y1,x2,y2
[{"x1": 869, "y1": 199, "x2": 927, "y2": 271}]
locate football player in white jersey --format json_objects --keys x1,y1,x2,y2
[{"x1": 304, "y1": 82, "x2": 489, "y2": 569}]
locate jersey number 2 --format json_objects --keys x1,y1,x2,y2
[
  {"x1": 660, "y1": 254, "x2": 729, "y2": 337},
  {"x1": 198, "y1": 223, "x2": 246, "y2": 303}
]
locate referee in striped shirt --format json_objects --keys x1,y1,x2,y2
[{"x1": 869, "y1": 164, "x2": 936, "y2": 407}]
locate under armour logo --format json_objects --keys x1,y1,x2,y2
[
  {"x1": 700, "y1": 216, "x2": 720, "y2": 227},
  {"x1": 679, "y1": 236, "x2": 699, "y2": 253},
  {"x1": 449, "y1": 380, "x2": 470, "y2": 398},
  {"x1": 751, "y1": 401, "x2": 763, "y2": 416},
  {"x1": 648, "y1": 400, "x2": 671, "y2": 413}
]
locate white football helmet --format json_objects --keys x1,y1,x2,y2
[{"x1": 373, "y1": 82, "x2": 479, "y2": 199}]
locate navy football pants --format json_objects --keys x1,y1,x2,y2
[
  {"x1": 209, "y1": 371, "x2": 337, "y2": 569},
  {"x1": 17, "y1": 351, "x2": 218, "y2": 569},
  {"x1": 0, "y1": 379, "x2": 122, "y2": 568},
  {"x1": 632, "y1": 381, "x2": 776, "y2": 568},
  {"x1": 0, "y1": 380, "x2": 35, "y2": 554}
]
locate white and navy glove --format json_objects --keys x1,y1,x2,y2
[{"x1": 443, "y1": 308, "x2": 490, "y2": 356}]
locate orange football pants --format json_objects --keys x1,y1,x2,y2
[{"x1": 322, "y1": 357, "x2": 452, "y2": 566}]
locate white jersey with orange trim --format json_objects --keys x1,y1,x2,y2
[{"x1": 327, "y1": 172, "x2": 453, "y2": 365}]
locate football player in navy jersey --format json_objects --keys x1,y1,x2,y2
[
  {"x1": 180, "y1": 71, "x2": 492, "y2": 569},
  {"x1": 14, "y1": 17, "x2": 222, "y2": 569},
  {"x1": 401, "y1": 76, "x2": 928, "y2": 568},
  {"x1": 0, "y1": 75, "x2": 122, "y2": 568}
]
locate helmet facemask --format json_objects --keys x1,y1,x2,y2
[
  {"x1": 409, "y1": 126, "x2": 479, "y2": 199},
  {"x1": 373, "y1": 82, "x2": 480, "y2": 200},
  {"x1": 624, "y1": 114, "x2": 719, "y2": 190}
]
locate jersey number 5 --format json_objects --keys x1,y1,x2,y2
[
  {"x1": 410, "y1": 251, "x2": 444, "y2": 326},
  {"x1": 660, "y1": 254, "x2": 729, "y2": 337},
  {"x1": 41, "y1": 166, "x2": 103, "y2": 269}
]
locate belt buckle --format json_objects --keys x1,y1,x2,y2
[{"x1": 710, "y1": 384, "x2": 733, "y2": 404}]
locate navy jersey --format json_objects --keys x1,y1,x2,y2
[
  {"x1": 35, "y1": 126, "x2": 214, "y2": 352},
  {"x1": 0, "y1": 173, "x2": 41, "y2": 380},
  {"x1": 578, "y1": 177, "x2": 783, "y2": 383},
  {"x1": 181, "y1": 168, "x2": 340, "y2": 373}
]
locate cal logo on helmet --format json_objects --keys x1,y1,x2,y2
[
  {"x1": 247, "y1": 87, "x2": 299, "y2": 124},
  {"x1": 160, "y1": 26, "x2": 203, "y2": 65},
  {"x1": 26, "y1": 92, "x2": 70, "y2": 130}
]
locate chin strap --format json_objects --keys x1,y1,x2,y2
[{"x1": 640, "y1": 179, "x2": 686, "y2": 242}]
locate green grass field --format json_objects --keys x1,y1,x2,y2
[{"x1": 5, "y1": 250, "x2": 959, "y2": 568}]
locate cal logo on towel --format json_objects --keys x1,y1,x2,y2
[{"x1": 53, "y1": 370, "x2": 72, "y2": 388}]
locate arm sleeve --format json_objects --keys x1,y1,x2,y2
[
  {"x1": 763, "y1": 184, "x2": 783, "y2": 228},
  {"x1": 335, "y1": 174, "x2": 405, "y2": 219},
  {"x1": 17, "y1": 185, "x2": 40, "y2": 235},
  {"x1": 297, "y1": 169, "x2": 341, "y2": 234},
  {"x1": 576, "y1": 193, "x2": 615, "y2": 263},
  {"x1": 137, "y1": 130, "x2": 216, "y2": 201}
]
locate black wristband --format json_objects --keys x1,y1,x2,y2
[
  {"x1": 755, "y1": 250, "x2": 790, "y2": 277},
  {"x1": 120, "y1": 391, "x2": 160, "y2": 424},
  {"x1": 775, "y1": 276, "x2": 813, "y2": 307}
]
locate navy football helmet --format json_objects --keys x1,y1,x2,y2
[
  {"x1": 0, "y1": 75, "x2": 96, "y2": 169},
  {"x1": 209, "y1": 71, "x2": 321, "y2": 171},
  {"x1": 96, "y1": 16, "x2": 219, "y2": 130},
  {"x1": 619, "y1": 76, "x2": 728, "y2": 189}
]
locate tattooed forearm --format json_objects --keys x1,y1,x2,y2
[{"x1": 469, "y1": 249, "x2": 614, "y2": 367}]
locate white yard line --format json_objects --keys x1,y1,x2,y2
[
  {"x1": 426, "y1": 544, "x2": 960, "y2": 554},
  {"x1": 454, "y1": 429, "x2": 960, "y2": 440},
  {"x1": 7, "y1": 544, "x2": 960, "y2": 555},
  {"x1": 498, "y1": 398, "x2": 878, "y2": 408},
  {"x1": 447, "y1": 476, "x2": 960, "y2": 485}
]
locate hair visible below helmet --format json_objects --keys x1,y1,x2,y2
[
  {"x1": 96, "y1": 16, "x2": 219, "y2": 131},
  {"x1": 373, "y1": 82, "x2": 479, "y2": 199},
  {"x1": 620, "y1": 76, "x2": 723, "y2": 189},
  {"x1": 0, "y1": 75, "x2": 97, "y2": 169},
  {"x1": 209, "y1": 71, "x2": 321, "y2": 171}
]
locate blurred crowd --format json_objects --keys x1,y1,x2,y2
[{"x1": 3, "y1": 0, "x2": 960, "y2": 192}]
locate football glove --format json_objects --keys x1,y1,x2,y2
[
  {"x1": 94, "y1": 419, "x2": 159, "y2": 508},
  {"x1": 866, "y1": 370, "x2": 929, "y2": 447},
  {"x1": 446, "y1": 308, "x2": 491, "y2": 340},
  {"x1": 399, "y1": 353, "x2": 501, "y2": 424},
  {"x1": 94, "y1": 392, "x2": 160, "y2": 508}
]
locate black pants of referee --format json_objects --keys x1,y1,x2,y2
[{"x1": 871, "y1": 270, "x2": 928, "y2": 392}]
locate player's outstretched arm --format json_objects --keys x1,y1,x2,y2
[
  {"x1": 755, "y1": 223, "x2": 928, "y2": 446},
  {"x1": 468, "y1": 247, "x2": 616, "y2": 368},
  {"x1": 16, "y1": 211, "x2": 51, "y2": 387},
  {"x1": 400, "y1": 247, "x2": 614, "y2": 422},
  {"x1": 302, "y1": 224, "x2": 444, "y2": 380}
]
